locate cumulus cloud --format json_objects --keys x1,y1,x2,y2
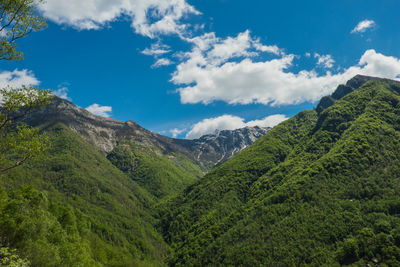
[
  {"x1": 152, "y1": 58, "x2": 173, "y2": 68},
  {"x1": 245, "y1": 114, "x2": 289, "y2": 128},
  {"x1": 172, "y1": 41, "x2": 400, "y2": 106},
  {"x1": 185, "y1": 114, "x2": 288, "y2": 139},
  {"x1": 86, "y1": 103, "x2": 112, "y2": 117},
  {"x1": 314, "y1": 53, "x2": 335, "y2": 68},
  {"x1": 186, "y1": 115, "x2": 244, "y2": 139},
  {"x1": 351, "y1": 19, "x2": 376, "y2": 34},
  {"x1": 0, "y1": 69, "x2": 40, "y2": 88},
  {"x1": 179, "y1": 30, "x2": 281, "y2": 68},
  {"x1": 39, "y1": 0, "x2": 200, "y2": 37},
  {"x1": 169, "y1": 128, "x2": 185, "y2": 138},
  {"x1": 52, "y1": 86, "x2": 71, "y2": 101}
]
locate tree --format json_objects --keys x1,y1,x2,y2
[
  {"x1": 0, "y1": 86, "x2": 52, "y2": 172},
  {"x1": 0, "y1": 0, "x2": 52, "y2": 173},
  {"x1": 0, "y1": 0, "x2": 47, "y2": 61}
]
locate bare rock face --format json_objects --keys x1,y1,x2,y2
[
  {"x1": 24, "y1": 97, "x2": 153, "y2": 152},
  {"x1": 185, "y1": 127, "x2": 270, "y2": 168},
  {"x1": 24, "y1": 97, "x2": 270, "y2": 170}
]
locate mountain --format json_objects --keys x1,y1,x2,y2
[
  {"x1": 24, "y1": 97, "x2": 269, "y2": 171},
  {"x1": 158, "y1": 75, "x2": 400, "y2": 266},
  {"x1": 0, "y1": 94, "x2": 270, "y2": 265},
  {"x1": 9, "y1": 74, "x2": 400, "y2": 266},
  {"x1": 182, "y1": 126, "x2": 270, "y2": 168},
  {"x1": 1, "y1": 123, "x2": 169, "y2": 266},
  {"x1": 22, "y1": 97, "x2": 269, "y2": 198}
]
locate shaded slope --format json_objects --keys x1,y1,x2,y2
[
  {"x1": 1, "y1": 123, "x2": 169, "y2": 266},
  {"x1": 159, "y1": 76, "x2": 400, "y2": 266},
  {"x1": 107, "y1": 141, "x2": 203, "y2": 199}
]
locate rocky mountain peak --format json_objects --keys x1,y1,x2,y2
[
  {"x1": 24, "y1": 96, "x2": 270, "y2": 170},
  {"x1": 191, "y1": 126, "x2": 270, "y2": 166}
]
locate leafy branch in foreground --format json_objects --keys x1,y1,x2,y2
[
  {"x1": 0, "y1": 86, "x2": 52, "y2": 173},
  {"x1": 0, "y1": 0, "x2": 46, "y2": 61},
  {"x1": 0, "y1": 0, "x2": 51, "y2": 173}
]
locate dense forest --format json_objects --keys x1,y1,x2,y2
[
  {"x1": 3, "y1": 75, "x2": 400, "y2": 266},
  {"x1": 158, "y1": 77, "x2": 400, "y2": 266},
  {"x1": 1, "y1": 123, "x2": 169, "y2": 266}
]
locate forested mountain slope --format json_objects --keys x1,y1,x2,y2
[
  {"x1": 1, "y1": 123, "x2": 169, "y2": 266},
  {"x1": 23, "y1": 97, "x2": 269, "y2": 171},
  {"x1": 159, "y1": 75, "x2": 400, "y2": 266},
  {"x1": 5, "y1": 75, "x2": 400, "y2": 266},
  {"x1": 20, "y1": 98, "x2": 268, "y2": 199},
  {"x1": 0, "y1": 89, "x2": 270, "y2": 265},
  {"x1": 107, "y1": 141, "x2": 203, "y2": 199}
]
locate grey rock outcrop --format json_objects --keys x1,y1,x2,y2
[{"x1": 24, "y1": 97, "x2": 270, "y2": 170}]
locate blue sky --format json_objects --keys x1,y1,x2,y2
[{"x1": 2, "y1": 0, "x2": 400, "y2": 139}]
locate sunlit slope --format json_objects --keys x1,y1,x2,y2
[{"x1": 160, "y1": 77, "x2": 400, "y2": 266}]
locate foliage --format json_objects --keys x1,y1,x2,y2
[
  {"x1": 1, "y1": 123, "x2": 169, "y2": 266},
  {"x1": 0, "y1": 0, "x2": 46, "y2": 61},
  {"x1": 107, "y1": 142, "x2": 203, "y2": 199},
  {"x1": 4, "y1": 77, "x2": 400, "y2": 266},
  {"x1": 0, "y1": 186, "x2": 95, "y2": 266},
  {"x1": 159, "y1": 79, "x2": 400, "y2": 266},
  {"x1": 0, "y1": 0, "x2": 51, "y2": 173},
  {"x1": 0, "y1": 246, "x2": 29, "y2": 267},
  {"x1": 0, "y1": 1, "x2": 172, "y2": 265},
  {"x1": 0, "y1": 86, "x2": 52, "y2": 173}
]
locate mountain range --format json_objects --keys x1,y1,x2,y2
[
  {"x1": 23, "y1": 96, "x2": 270, "y2": 171},
  {"x1": 2, "y1": 75, "x2": 400, "y2": 266}
]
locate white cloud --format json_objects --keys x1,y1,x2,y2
[
  {"x1": 204, "y1": 31, "x2": 256, "y2": 64},
  {"x1": 172, "y1": 41, "x2": 400, "y2": 106},
  {"x1": 86, "y1": 103, "x2": 112, "y2": 117},
  {"x1": 245, "y1": 114, "x2": 289, "y2": 128},
  {"x1": 0, "y1": 69, "x2": 40, "y2": 88},
  {"x1": 314, "y1": 53, "x2": 335, "y2": 68},
  {"x1": 253, "y1": 41, "x2": 281, "y2": 55},
  {"x1": 169, "y1": 128, "x2": 185, "y2": 138},
  {"x1": 52, "y1": 86, "x2": 71, "y2": 101},
  {"x1": 180, "y1": 30, "x2": 281, "y2": 68},
  {"x1": 141, "y1": 43, "x2": 171, "y2": 56},
  {"x1": 351, "y1": 19, "x2": 376, "y2": 34},
  {"x1": 39, "y1": 0, "x2": 200, "y2": 38},
  {"x1": 185, "y1": 114, "x2": 288, "y2": 139},
  {"x1": 152, "y1": 58, "x2": 173, "y2": 68},
  {"x1": 186, "y1": 115, "x2": 244, "y2": 139}
]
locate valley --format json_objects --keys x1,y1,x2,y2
[{"x1": 3, "y1": 75, "x2": 400, "y2": 266}]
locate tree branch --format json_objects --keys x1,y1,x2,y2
[
  {"x1": 0, "y1": 155, "x2": 30, "y2": 173},
  {"x1": 0, "y1": 0, "x2": 13, "y2": 26},
  {"x1": 0, "y1": 3, "x2": 24, "y2": 32}
]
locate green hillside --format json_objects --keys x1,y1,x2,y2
[
  {"x1": 4, "y1": 76, "x2": 400, "y2": 266},
  {"x1": 107, "y1": 142, "x2": 203, "y2": 199},
  {"x1": 1, "y1": 123, "x2": 168, "y2": 266},
  {"x1": 159, "y1": 77, "x2": 400, "y2": 266}
]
